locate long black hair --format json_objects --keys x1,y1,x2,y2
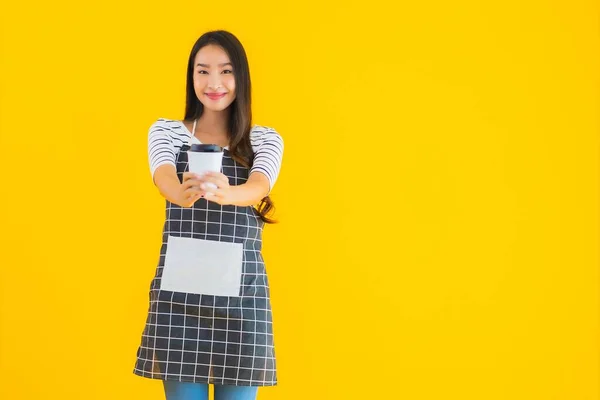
[{"x1": 184, "y1": 30, "x2": 276, "y2": 223}]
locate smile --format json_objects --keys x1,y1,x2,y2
[{"x1": 205, "y1": 93, "x2": 227, "y2": 100}]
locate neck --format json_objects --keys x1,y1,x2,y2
[{"x1": 196, "y1": 108, "x2": 230, "y2": 137}]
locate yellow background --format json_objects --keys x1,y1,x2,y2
[{"x1": 0, "y1": 1, "x2": 598, "y2": 399}]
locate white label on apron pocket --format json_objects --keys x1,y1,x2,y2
[{"x1": 161, "y1": 235, "x2": 243, "y2": 297}]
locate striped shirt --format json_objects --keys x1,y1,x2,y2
[{"x1": 148, "y1": 118, "x2": 284, "y2": 192}]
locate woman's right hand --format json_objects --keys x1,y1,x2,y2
[
  {"x1": 177, "y1": 172, "x2": 205, "y2": 207},
  {"x1": 152, "y1": 165, "x2": 206, "y2": 208}
]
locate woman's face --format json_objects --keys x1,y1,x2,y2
[{"x1": 193, "y1": 44, "x2": 236, "y2": 112}]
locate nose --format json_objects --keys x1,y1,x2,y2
[{"x1": 207, "y1": 75, "x2": 222, "y2": 90}]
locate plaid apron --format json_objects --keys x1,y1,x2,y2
[{"x1": 133, "y1": 144, "x2": 277, "y2": 386}]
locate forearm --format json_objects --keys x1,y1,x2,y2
[
  {"x1": 229, "y1": 180, "x2": 268, "y2": 207},
  {"x1": 153, "y1": 166, "x2": 184, "y2": 205}
]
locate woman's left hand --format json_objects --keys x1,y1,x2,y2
[{"x1": 196, "y1": 171, "x2": 234, "y2": 205}]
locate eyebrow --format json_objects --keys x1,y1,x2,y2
[{"x1": 196, "y1": 63, "x2": 233, "y2": 68}]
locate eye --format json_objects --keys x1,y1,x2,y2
[
  {"x1": 222, "y1": 69, "x2": 233, "y2": 74},
  {"x1": 197, "y1": 70, "x2": 208, "y2": 75}
]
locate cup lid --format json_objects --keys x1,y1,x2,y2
[{"x1": 189, "y1": 144, "x2": 223, "y2": 153}]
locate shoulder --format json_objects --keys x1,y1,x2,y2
[
  {"x1": 149, "y1": 118, "x2": 187, "y2": 132},
  {"x1": 148, "y1": 118, "x2": 190, "y2": 142},
  {"x1": 250, "y1": 125, "x2": 284, "y2": 148}
]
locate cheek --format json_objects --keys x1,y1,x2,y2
[
  {"x1": 224, "y1": 75, "x2": 236, "y2": 92},
  {"x1": 193, "y1": 75, "x2": 207, "y2": 90}
]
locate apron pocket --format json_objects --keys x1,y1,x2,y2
[{"x1": 161, "y1": 235, "x2": 243, "y2": 297}]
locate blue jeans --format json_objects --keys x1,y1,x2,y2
[{"x1": 163, "y1": 380, "x2": 258, "y2": 400}]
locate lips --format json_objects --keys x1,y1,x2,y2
[{"x1": 206, "y1": 92, "x2": 227, "y2": 100}]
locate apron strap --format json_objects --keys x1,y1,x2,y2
[{"x1": 191, "y1": 119, "x2": 197, "y2": 144}]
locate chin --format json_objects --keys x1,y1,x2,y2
[
  {"x1": 200, "y1": 97, "x2": 235, "y2": 112},
  {"x1": 203, "y1": 104, "x2": 232, "y2": 112}
]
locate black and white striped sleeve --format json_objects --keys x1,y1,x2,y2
[
  {"x1": 148, "y1": 119, "x2": 177, "y2": 179},
  {"x1": 250, "y1": 127, "x2": 284, "y2": 193}
]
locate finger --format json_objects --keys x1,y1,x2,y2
[
  {"x1": 184, "y1": 188, "x2": 204, "y2": 199},
  {"x1": 183, "y1": 178, "x2": 203, "y2": 189},
  {"x1": 202, "y1": 171, "x2": 229, "y2": 185},
  {"x1": 200, "y1": 177, "x2": 228, "y2": 190},
  {"x1": 183, "y1": 172, "x2": 198, "y2": 181},
  {"x1": 198, "y1": 180, "x2": 219, "y2": 191},
  {"x1": 206, "y1": 189, "x2": 223, "y2": 198},
  {"x1": 217, "y1": 174, "x2": 229, "y2": 185},
  {"x1": 185, "y1": 194, "x2": 203, "y2": 207},
  {"x1": 192, "y1": 172, "x2": 208, "y2": 179},
  {"x1": 203, "y1": 192, "x2": 222, "y2": 203}
]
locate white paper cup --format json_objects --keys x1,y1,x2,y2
[{"x1": 187, "y1": 144, "x2": 224, "y2": 190}]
